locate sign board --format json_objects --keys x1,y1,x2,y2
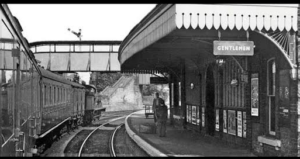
[
  {"x1": 223, "y1": 110, "x2": 227, "y2": 133},
  {"x1": 237, "y1": 111, "x2": 242, "y2": 137},
  {"x1": 150, "y1": 77, "x2": 168, "y2": 84},
  {"x1": 251, "y1": 73, "x2": 259, "y2": 116},
  {"x1": 213, "y1": 41, "x2": 254, "y2": 56},
  {"x1": 228, "y1": 110, "x2": 236, "y2": 135},
  {"x1": 215, "y1": 109, "x2": 219, "y2": 131},
  {"x1": 196, "y1": 106, "x2": 200, "y2": 125},
  {"x1": 178, "y1": 82, "x2": 181, "y2": 106},
  {"x1": 243, "y1": 111, "x2": 246, "y2": 138},
  {"x1": 186, "y1": 105, "x2": 190, "y2": 123},
  {"x1": 192, "y1": 106, "x2": 197, "y2": 125},
  {"x1": 202, "y1": 107, "x2": 205, "y2": 127}
]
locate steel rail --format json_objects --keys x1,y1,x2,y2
[
  {"x1": 77, "y1": 116, "x2": 126, "y2": 157},
  {"x1": 109, "y1": 123, "x2": 124, "y2": 157}
]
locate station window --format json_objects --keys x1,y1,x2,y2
[{"x1": 267, "y1": 58, "x2": 276, "y2": 135}]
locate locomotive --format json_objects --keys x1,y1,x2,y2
[
  {"x1": 83, "y1": 84, "x2": 106, "y2": 126},
  {"x1": 0, "y1": 4, "x2": 106, "y2": 156}
]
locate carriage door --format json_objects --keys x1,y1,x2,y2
[{"x1": 206, "y1": 65, "x2": 215, "y2": 136}]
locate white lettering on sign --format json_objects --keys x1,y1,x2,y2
[
  {"x1": 217, "y1": 45, "x2": 251, "y2": 51},
  {"x1": 213, "y1": 41, "x2": 254, "y2": 56}
]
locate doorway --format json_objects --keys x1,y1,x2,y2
[{"x1": 206, "y1": 65, "x2": 215, "y2": 136}]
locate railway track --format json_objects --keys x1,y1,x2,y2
[
  {"x1": 45, "y1": 110, "x2": 147, "y2": 157},
  {"x1": 109, "y1": 123, "x2": 124, "y2": 157},
  {"x1": 65, "y1": 116, "x2": 126, "y2": 157}
]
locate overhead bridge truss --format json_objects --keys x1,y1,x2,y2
[{"x1": 29, "y1": 41, "x2": 122, "y2": 72}]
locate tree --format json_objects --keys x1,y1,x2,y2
[
  {"x1": 95, "y1": 72, "x2": 122, "y2": 92},
  {"x1": 73, "y1": 72, "x2": 80, "y2": 83}
]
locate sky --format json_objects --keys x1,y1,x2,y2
[{"x1": 8, "y1": 4, "x2": 156, "y2": 84}]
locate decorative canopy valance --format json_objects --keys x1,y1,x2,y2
[
  {"x1": 119, "y1": 4, "x2": 299, "y2": 65},
  {"x1": 176, "y1": 4, "x2": 298, "y2": 31}
]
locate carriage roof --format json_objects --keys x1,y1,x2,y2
[{"x1": 39, "y1": 67, "x2": 85, "y2": 88}]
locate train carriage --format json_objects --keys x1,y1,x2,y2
[
  {"x1": 32, "y1": 68, "x2": 86, "y2": 154},
  {"x1": 0, "y1": 4, "x2": 107, "y2": 156}
]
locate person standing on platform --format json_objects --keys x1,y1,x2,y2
[
  {"x1": 156, "y1": 99, "x2": 168, "y2": 137},
  {"x1": 152, "y1": 92, "x2": 163, "y2": 123}
]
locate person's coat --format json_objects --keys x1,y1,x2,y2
[
  {"x1": 157, "y1": 105, "x2": 168, "y2": 122},
  {"x1": 152, "y1": 97, "x2": 164, "y2": 114}
]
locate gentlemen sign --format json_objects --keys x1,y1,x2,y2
[{"x1": 213, "y1": 41, "x2": 254, "y2": 56}]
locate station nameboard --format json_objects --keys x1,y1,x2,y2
[
  {"x1": 150, "y1": 77, "x2": 168, "y2": 84},
  {"x1": 213, "y1": 41, "x2": 254, "y2": 56}
]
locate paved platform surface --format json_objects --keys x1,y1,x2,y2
[{"x1": 125, "y1": 110, "x2": 256, "y2": 157}]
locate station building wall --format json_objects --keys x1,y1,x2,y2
[{"x1": 173, "y1": 34, "x2": 299, "y2": 156}]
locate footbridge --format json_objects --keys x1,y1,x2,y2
[{"x1": 29, "y1": 41, "x2": 121, "y2": 72}]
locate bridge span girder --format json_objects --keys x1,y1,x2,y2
[{"x1": 29, "y1": 41, "x2": 121, "y2": 72}]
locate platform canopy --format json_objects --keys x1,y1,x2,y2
[{"x1": 119, "y1": 4, "x2": 299, "y2": 72}]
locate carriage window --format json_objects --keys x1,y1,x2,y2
[
  {"x1": 49, "y1": 86, "x2": 52, "y2": 105},
  {"x1": 57, "y1": 87, "x2": 59, "y2": 103},
  {"x1": 54, "y1": 87, "x2": 57, "y2": 104},
  {"x1": 61, "y1": 88, "x2": 63, "y2": 103},
  {"x1": 62, "y1": 88, "x2": 64, "y2": 102},
  {"x1": 52, "y1": 86, "x2": 54, "y2": 104},
  {"x1": 56, "y1": 87, "x2": 58, "y2": 103},
  {"x1": 65, "y1": 89, "x2": 67, "y2": 102},
  {"x1": 59, "y1": 87, "x2": 61, "y2": 103},
  {"x1": 82, "y1": 91, "x2": 84, "y2": 102},
  {"x1": 44, "y1": 85, "x2": 47, "y2": 106},
  {"x1": 1, "y1": 20, "x2": 16, "y2": 144},
  {"x1": 267, "y1": 58, "x2": 276, "y2": 135}
]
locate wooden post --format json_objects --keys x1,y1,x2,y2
[
  {"x1": 169, "y1": 73, "x2": 174, "y2": 125},
  {"x1": 181, "y1": 60, "x2": 186, "y2": 128}
]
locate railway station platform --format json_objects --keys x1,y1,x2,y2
[{"x1": 125, "y1": 110, "x2": 256, "y2": 157}]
